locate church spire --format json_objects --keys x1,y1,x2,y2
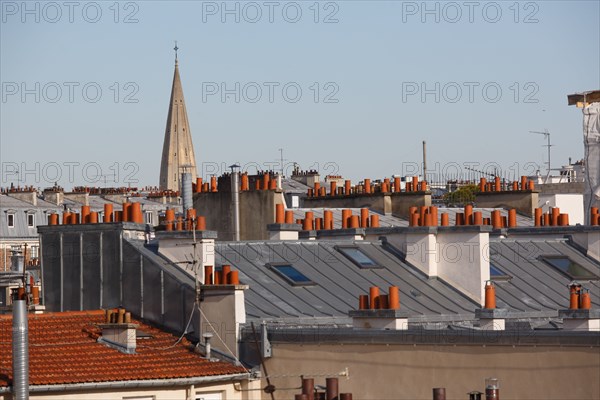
[{"x1": 159, "y1": 45, "x2": 198, "y2": 191}]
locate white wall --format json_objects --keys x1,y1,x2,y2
[{"x1": 539, "y1": 194, "x2": 584, "y2": 225}]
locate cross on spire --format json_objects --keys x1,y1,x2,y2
[{"x1": 174, "y1": 41, "x2": 179, "y2": 63}]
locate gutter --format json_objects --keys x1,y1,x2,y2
[{"x1": 0, "y1": 373, "x2": 251, "y2": 394}]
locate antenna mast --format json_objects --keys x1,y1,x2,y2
[{"x1": 530, "y1": 129, "x2": 552, "y2": 182}]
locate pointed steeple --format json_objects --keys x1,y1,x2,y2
[{"x1": 159, "y1": 45, "x2": 198, "y2": 191}]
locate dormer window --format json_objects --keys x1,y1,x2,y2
[
  {"x1": 27, "y1": 213, "x2": 35, "y2": 228},
  {"x1": 7, "y1": 213, "x2": 15, "y2": 228}
]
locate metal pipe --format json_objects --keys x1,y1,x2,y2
[
  {"x1": 230, "y1": 165, "x2": 241, "y2": 241},
  {"x1": 302, "y1": 378, "x2": 314, "y2": 400},
  {"x1": 181, "y1": 172, "x2": 193, "y2": 213},
  {"x1": 422, "y1": 140, "x2": 427, "y2": 182},
  {"x1": 12, "y1": 300, "x2": 29, "y2": 400},
  {"x1": 203, "y1": 332, "x2": 213, "y2": 359},
  {"x1": 485, "y1": 377, "x2": 500, "y2": 400},
  {"x1": 432, "y1": 388, "x2": 445, "y2": 400},
  {"x1": 326, "y1": 377, "x2": 338, "y2": 400}
]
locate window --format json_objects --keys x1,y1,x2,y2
[
  {"x1": 7, "y1": 213, "x2": 15, "y2": 228},
  {"x1": 540, "y1": 256, "x2": 598, "y2": 280},
  {"x1": 337, "y1": 246, "x2": 380, "y2": 269},
  {"x1": 269, "y1": 264, "x2": 315, "y2": 286},
  {"x1": 144, "y1": 211, "x2": 153, "y2": 225},
  {"x1": 30, "y1": 246, "x2": 39, "y2": 259},
  {"x1": 27, "y1": 213, "x2": 35, "y2": 227},
  {"x1": 490, "y1": 263, "x2": 511, "y2": 280}
]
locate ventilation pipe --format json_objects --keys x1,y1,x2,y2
[
  {"x1": 422, "y1": 140, "x2": 427, "y2": 182},
  {"x1": 484, "y1": 281, "x2": 496, "y2": 309},
  {"x1": 344, "y1": 180, "x2": 351, "y2": 195},
  {"x1": 326, "y1": 377, "x2": 339, "y2": 400},
  {"x1": 341, "y1": 209, "x2": 352, "y2": 229},
  {"x1": 285, "y1": 210, "x2": 294, "y2": 224},
  {"x1": 203, "y1": 332, "x2": 213, "y2": 360},
  {"x1": 222, "y1": 265, "x2": 231, "y2": 283},
  {"x1": 358, "y1": 295, "x2": 369, "y2": 310},
  {"x1": 569, "y1": 283, "x2": 581, "y2": 309},
  {"x1": 534, "y1": 208, "x2": 542, "y2": 226},
  {"x1": 275, "y1": 204, "x2": 285, "y2": 223},
  {"x1": 433, "y1": 388, "x2": 446, "y2": 400},
  {"x1": 356, "y1": 208, "x2": 367, "y2": 228},
  {"x1": 12, "y1": 300, "x2": 29, "y2": 400},
  {"x1": 369, "y1": 286, "x2": 380, "y2": 309},
  {"x1": 302, "y1": 378, "x2": 315, "y2": 400},
  {"x1": 581, "y1": 289, "x2": 592, "y2": 309},
  {"x1": 204, "y1": 265, "x2": 213, "y2": 285},
  {"x1": 508, "y1": 209, "x2": 517, "y2": 228},
  {"x1": 389, "y1": 286, "x2": 400, "y2": 309},
  {"x1": 102, "y1": 203, "x2": 113, "y2": 223},
  {"x1": 229, "y1": 270, "x2": 240, "y2": 284},
  {"x1": 122, "y1": 202, "x2": 131, "y2": 222},
  {"x1": 181, "y1": 172, "x2": 193, "y2": 213},
  {"x1": 485, "y1": 378, "x2": 499, "y2": 400},
  {"x1": 324, "y1": 210, "x2": 333, "y2": 229},
  {"x1": 230, "y1": 164, "x2": 241, "y2": 241},
  {"x1": 370, "y1": 214, "x2": 380, "y2": 228},
  {"x1": 165, "y1": 209, "x2": 175, "y2": 231}
]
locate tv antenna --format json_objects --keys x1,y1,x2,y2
[
  {"x1": 530, "y1": 129, "x2": 553, "y2": 181},
  {"x1": 278, "y1": 148, "x2": 286, "y2": 177}
]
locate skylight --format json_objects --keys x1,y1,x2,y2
[
  {"x1": 338, "y1": 247, "x2": 380, "y2": 269},
  {"x1": 490, "y1": 263, "x2": 511, "y2": 280},
  {"x1": 270, "y1": 264, "x2": 315, "y2": 286},
  {"x1": 539, "y1": 256, "x2": 598, "y2": 280}
]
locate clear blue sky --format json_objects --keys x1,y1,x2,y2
[{"x1": 1, "y1": 1, "x2": 599, "y2": 189}]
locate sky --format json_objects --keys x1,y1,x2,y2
[{"x1": 1, "y1": 0, "x2": 599, "y2": 189}]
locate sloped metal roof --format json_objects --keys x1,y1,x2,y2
[
  {"x1": 212, "y1": 240, "x2": 478, "y2": 321},
  {"x1": 0, "y1": 195, "x2": 61, "y2": 239},
  {"x1": 281, "y1": 178, "x2": 311, "y2": 193},
  {"x1": 489, "y1": 238, "x2": 600, "y2": 311},
  {"x1": 207, "y1": 238, "x2": 598, "y2": 322}
]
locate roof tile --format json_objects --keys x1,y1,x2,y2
[{"x1": 0, "y1": 310, "x2": 246, "y2": 387}]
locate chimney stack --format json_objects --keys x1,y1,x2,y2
[{"x1": 99, "y1": 308, "x2": 138, "y2": 354}]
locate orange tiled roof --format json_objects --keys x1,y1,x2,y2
[{"x1": 0, "y1": 310, "x2": 246, "y2": 387}]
